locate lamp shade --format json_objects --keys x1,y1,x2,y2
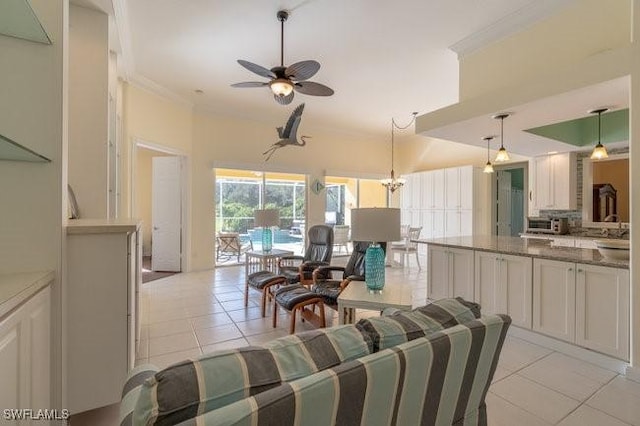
[
  {"x1": 351, "y1": 208, "x2": 401, "y2": 242},
  {"x1": 254, "y1": 209, "x2": 280, "y2": 227}
]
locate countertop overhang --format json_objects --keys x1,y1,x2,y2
[{"x1": 414, "y1": 236, "x2": 629, "y2": 269}]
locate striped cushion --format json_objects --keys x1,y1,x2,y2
[
  {"x1": 118, "y1": 364, "x2": 159, "y2": 426},
  {"x1": 132, "y1": 325, "x2": 371, "y2": 425},
  {"x1": 356, "y1": 297, "x2": 481, "y2": 352},
  {"x1": 182, "y1": 314, "x2": 511, "y2": 426}
]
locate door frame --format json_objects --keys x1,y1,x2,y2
[
  {"x1": 491, "y1": 162, "x2": 529, "y2": 236},
  {"x1": 131, "y1": 138, "x2": 190, "y2": 272}
]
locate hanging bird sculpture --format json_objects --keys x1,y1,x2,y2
[{"x1": 263, "y1": 103, "x2": 310, "y2": 161}]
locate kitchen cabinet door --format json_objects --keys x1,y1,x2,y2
[
  {"x1": 459, "y1": 166, "x2": 474, "y2": 210},
  {"x1": 552, "y1": 153, "x2": 577, "y2": 210},
  {"x1": 410, "y1": 173, "x2": 423, "y2": 210},
  {"x1": 431, "y1": 210, "x2": 445, "y2": 238},
  {"x1": 531, "y1": 156, "x2": 552, "y2": 211},
  {"x1": 474, "y1": 251, "x2": 500, "y2": 314},
  {"x1": 427, "y1": 245, "x2": 449, "y2": 300},
  {"x1": 444, "y1": 210, "x2": 460, "y2": 237},
  {"x1": 450, "y1": 248, "x2": 475, "y2": 301},
  {"x1": 502, "y1": 254, "x2": 533, "y2": 329},
  {"x1": 533, "y1": 259, "x2": 575, "y2": 342},
  {"x1": 575, "y1": 264, "x2": 629, "y2": 360},
  {"x1": 444, "y1": 168, "x2": 461, "y2": 210},
  {"x1": 459, "y1": 210, "x2": 473, "y2": 237},
  {"x1": 432, "y1": 169, "x2": 445, "y2": 209}
]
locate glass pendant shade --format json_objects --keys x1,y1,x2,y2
[
  {"x1": 483, "y1": 162, "x2": 494, "y2": 174},
  {"x1": 495, "y1": 147, "x2": 510, "y2": 162},
  {"x1": 589, "y1": 108, "x2": 609, "y2": 160},
  {"x1": 270, "y1": 79, "x2": 294, "y2": 97},
  {"x1": 590, "y1": 143, "x2": 608, "y2": 160}
]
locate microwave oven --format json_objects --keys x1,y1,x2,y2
[{"x1": 526, "y1": 217, "x2": 569, "y2": 235}]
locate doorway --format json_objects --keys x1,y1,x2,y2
[
  {"x1": 132, "y1": 140, "x2": 189, "y2": 277},
  {"x1": 492, "y1": 163, "x2": 528, "y2": 237}
]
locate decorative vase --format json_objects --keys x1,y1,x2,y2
[
  {"x1": 262, "y1": 227, "x2": 273, "y2": 252},
  {"x1": 364, "y1": 243, "x2": 385, "y2": 292}
]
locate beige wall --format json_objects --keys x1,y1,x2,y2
[
  {"x1": 68, "y1": 5, "x2": 109, "y2": 218},
  {"x1": 0, "y1": 0, "x2": 67, "y2": 407},
  {"x1": 398, "y1": 134, "x2": 529, "y2": 173},
  {"x1": 459, "y1": 0, "x2": 631, "y2": 100},
  {"x1": 593, "y1": 159, "x2": 630, "y2": 221}
]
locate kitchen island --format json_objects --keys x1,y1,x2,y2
[{"x1": 416, "y1": 236, "x2": 629, "y2": 361}]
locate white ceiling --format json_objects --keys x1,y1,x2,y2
[{"x1": 119, "y1": 0, "x2": 550, "y2": 139}]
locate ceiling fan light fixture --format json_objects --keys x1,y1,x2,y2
[
  {"x1": 589, "y1": 108, "x2": 609, "y2": 160},
  {"x1": 270, "y1": 79, "x2": 294, "y2": 97}
]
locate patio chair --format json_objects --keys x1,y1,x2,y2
[
  {"x1": 332, "y1": 225, "x2": 350, "y2": 254},
  {"x1": 216, "y1": 232, "x2": 253, "y2": 263},
  {"x1": 390, "y1": 226, "x2": 422, "y2": 269},
  {"x1": 278, "y1": 224, "x2": 334, "y2": 286}
]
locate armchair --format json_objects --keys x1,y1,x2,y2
[
  {"x1": 216, "y1": 232, "x2": 253, "y2": 263},
  {"x1": 278, "y1": 224, "x2": 334, "y2": 286},
  {"x1": 312, "y1": 241, "x2": 387, "y2": 307}
]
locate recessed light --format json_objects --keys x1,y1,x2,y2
[{"x1": 195, "y1": 89, "x2": 204, "y2": 94}]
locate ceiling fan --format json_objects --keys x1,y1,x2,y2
[{"x1": 231, "y1": 10, "x2": 334, "y2": 105}]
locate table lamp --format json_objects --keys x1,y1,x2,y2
[
  {"x1": 254, "y1": 209, "x2": 280, "y2": 252},
  {"x1": 351, "y1": 208, "x2": 401, "y2": 292}
]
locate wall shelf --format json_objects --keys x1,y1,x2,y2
[
  {"x1": 0, "y1": 0, "x2": 51, "y2": 44},
  {"x1": 0, "y1": 133, "x2": 51, "y2": 162}
]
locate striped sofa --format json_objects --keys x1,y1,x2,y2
[{"x1": 120, "y1": 298, "x2": 511, "y2": 426}]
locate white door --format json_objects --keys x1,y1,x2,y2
[
  {"x1": 152, "y1": 156, "x2": 182, "y2": 272},
  {"x1": 496, "y1": 170, "x2": 512, "y2": 236}
]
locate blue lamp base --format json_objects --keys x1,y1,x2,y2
[
  {"x1": 364, "y1": 243, "x2": 385, "y2": 293},
  {"x1": 262, "y1": 227, "x2": 273, "y2": 252}
]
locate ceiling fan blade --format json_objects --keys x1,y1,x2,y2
[
  {"x1": 237, "y1": 60, "x2": 276, "y2": 79},
  {"x1": 294, "y1": 81, "x2": 334, "y2": 96},
  {"x1": 285, "y1": 60, "x2": 320, "y2": 81},
  {"x1": 231, "y1": 82, "x2": 269, "y2": 88},
  {"x1": 274, "y1": 91, "x2": 294, "y2": 105}
]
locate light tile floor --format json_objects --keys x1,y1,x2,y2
[{"x1": 136, "y1": 260, "x2": 640, "y2": 426}]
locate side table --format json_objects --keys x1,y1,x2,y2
[{"x1": 337, "y1": 281, "x2": 412, "y2": 324}]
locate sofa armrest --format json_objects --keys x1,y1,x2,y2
[{"x1": 119, "y1": 364, "x2": 159, "y2": 426}]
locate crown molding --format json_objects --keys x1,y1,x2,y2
[
  {"x1": 112, "y1": 0, "x2": 134, "y2": 79},
  {"x1": 128, "y1": 74, "x2": 194, "y2": 109},
  {"x1": 449, "y1": 0, "x2": 577, "y2": 59}
]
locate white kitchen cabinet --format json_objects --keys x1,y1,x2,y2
[
  {"x1": 533, "y1": 259, "x2": 576, "y2": 342},
  {"x1": 0, "y1": 285, "x2": 51, "y2": 417},
  {"x1": 67, "y1": 219, "x2": 141, "y2": 414},
  {"x1": 576, "y1": 264, "x2": 629, "y2": 360},
  {"x1": 475, "y1": 252, "x2": 532, "y2": 328},
  {"x1": 529, "y1": 153, "x2": 577, "y2": 215},
  {"x1": 427, "y1": 245, "x2": 474, "y2": 301},
  {"x1": 445, "y1": 166, "x2": 473, "y2": 210}
]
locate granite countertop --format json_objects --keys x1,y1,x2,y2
[
  {"x1": 414, "y1": 236, "x2": 629, "y2": 269},
  {"x1": 0, "y1": 271, "x2": 54, "y2": 317}
]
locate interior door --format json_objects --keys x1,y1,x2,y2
[
  {"x1": 152, "y1": 156, "x2": 182, "y2": 272},
  {"x1": 496, "y1": 170, "x2": 512, "y2": 236}
]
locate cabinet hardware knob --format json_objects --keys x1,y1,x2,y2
[
  {"x1": 568, "y1": 267, "x2": 573, "y2": 272},
  {"x1": 577, "y1": 269, "x2": 583, "y2": 273}
]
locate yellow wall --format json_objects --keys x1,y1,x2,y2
[
  {"x1": 459, "y1": 0, "x2": 631, "y2": 99},
  {"x1": 190, "y1": 111, "x2": 389, "y2": 270}
]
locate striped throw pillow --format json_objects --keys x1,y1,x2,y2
[
  {"x1": 356, "y1": 297, "x2": 481, "y2": 352},
  {"x1": 132, "y1": 325, "x2": 372, "y2": 425}
]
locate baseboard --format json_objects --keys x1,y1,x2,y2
[
  {"x1": 626, "y1": 365, "x2": 640, "y2": 383},
  {"x1": 508, "y1": 326, "x2": 629, "y2": 374}
]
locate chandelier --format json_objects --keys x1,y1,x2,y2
[{"x1": 381, "y1": 112, "x2": 417, "y2": 193}]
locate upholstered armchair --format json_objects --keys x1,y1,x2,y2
[
  {"x1": 312, "y1": 241, "x2": 387, "y2": 307},
  {"x1": 278, "y1": 224, "x2": 334, "y2": 286}
]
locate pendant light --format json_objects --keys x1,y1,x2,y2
[
  {"x1": 483, "y1": 136, "x2": 494, "y2": 174},
  {"x1": 493, "y1": 113, "x2": 511, "y2": 162},
  {"x1": 589, "y1": 108, "x2": 609, "y2": 160},
  {"x1": 381, "y1": 112, "x2": 417, "y2": 193}
]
